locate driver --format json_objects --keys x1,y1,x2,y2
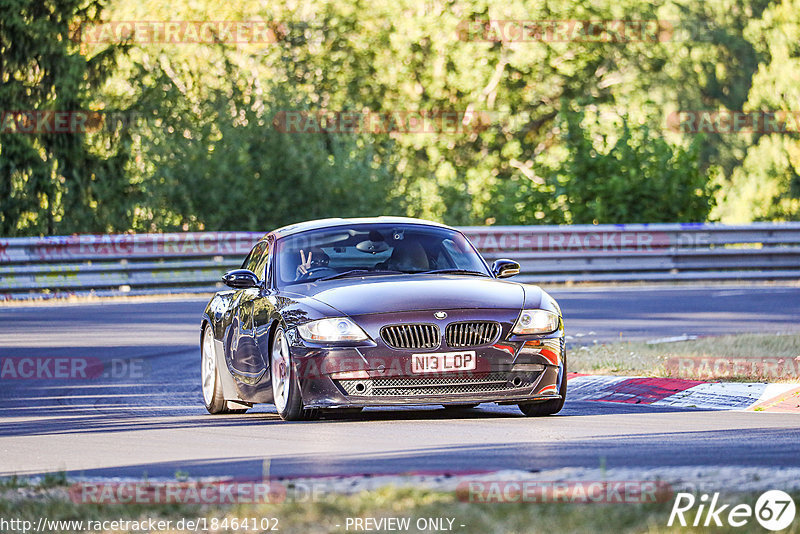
[
  {"x1": 296, "y1": 247, "x2": 330, "y2": 279},
  {"x1": 385, "y1": 240, "x2": 429, "y2": 272}
]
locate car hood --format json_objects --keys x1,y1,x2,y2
[{"x1": 282, "y1": 275, "x2": 526, "y2": 316}]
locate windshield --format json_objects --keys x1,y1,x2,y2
[{"x1": 275, "y1": 223, "x2": 489, "y2": 287}]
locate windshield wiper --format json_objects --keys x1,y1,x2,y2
[
  {"x1": 318, "y1": 269, "x2": 402, "y2": 281},
  {"x1": 419, "y1": 268, "x2": 490, "y2": 277}
]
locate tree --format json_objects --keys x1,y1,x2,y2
[
  {"x1": 0, "y1": 0, "x2": 134, "y2": 236},
  {"x1": 3, "y1": 0, "x2": 791, "y2": 235},
  {"x1": 126, "y1": 59, "x2": 402, "y2": 232},
  {"x1": 718, "y1": 0, "x2": 800, "y2": 221},
  {"x1": 555, "y1": 109, "x2": 717, "y2": 223}
]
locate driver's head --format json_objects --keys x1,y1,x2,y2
[
  {"x1": 387, "y1": 240, "x2": 429, "y2": 271},
  {"x1": 306, "y1": 247, "x2": 329, "y2": 267}
]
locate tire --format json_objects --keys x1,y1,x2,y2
[
  {"x1": 270, "y1": 326, "x2": 317, "y2": 421},
  {"x1": 201, "y1": 325, "x2": 248, "y2": 414},
  {"x1": 519, "y1": 351, "x2": 567, "y2": 417}
]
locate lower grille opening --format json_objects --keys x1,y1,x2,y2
[{"x1": 336, "y1": 372, "x2": 540, "y2": 397}]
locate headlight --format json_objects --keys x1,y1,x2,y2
[
  {"x1": 297, "y1": 317, "x2": 368, "y2": 342},
  {"x1": 512, "y1": 309, "x2": 560, "y2": 335}
]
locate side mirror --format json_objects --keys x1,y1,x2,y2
[
  {"x1": 222, "y1": 269, "x2": 260, "y2": 289},
  {"x1": 492, "y1": 259, "x2": 520, "y2": 279}
]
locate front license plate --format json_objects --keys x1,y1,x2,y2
[{"x1": 411, "y1": 351, "x2": 477, "y2": 373}]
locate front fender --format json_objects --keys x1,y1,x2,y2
[
  {"x1": 201, "y1": 292, "x2": 251, "y2": 404},
  {"x1": 203, "y1": 291, "x2": 237, "y2": 340},
  {"x1": 520, "y1": 284, "x2": 561, "y2": 317}
]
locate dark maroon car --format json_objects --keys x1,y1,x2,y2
[{"x1": 201, "y1": 217, "x2": 566, "y2": 421}]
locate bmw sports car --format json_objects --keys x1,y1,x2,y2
[{"x1": 201, "y1": 217, "x2": 566, "y2": 421}]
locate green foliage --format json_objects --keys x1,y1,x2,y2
[
  {"x1": 0, "y1": 0, "x2": 788, "y2": 235},
  {"x1": 0, "y1": 0, "x2": 135, "y2": 236},
  {"x1": 721, "y1": 136, "x2": 800, "y2": 221},
  {"x1": 652, "y1": 0, "x2": 770, "y2": 177},
  {"x1": 556, "y1": 109, "x2": 717, "y2": 223},
  {"x1": 716, "y1": 0, "x2": 800, "y2": 222},
  {"x1": 126, "y1": 59, "x2": 402, "y2": 232}
]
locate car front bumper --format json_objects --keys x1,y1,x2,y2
[{"x1": 287, "y1": 326, "x2": 565, "y2": 409}]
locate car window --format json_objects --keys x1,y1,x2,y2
[
  {"x1": 275, "y1": 224, "x2": 488, "y2": 287},
  {"x1": 253, "y1": 242, "x2": 271, "y2": 282},
  {"x1": 242, "y1": 241, "x2": 268, "y2": 276},
  {"x1": 438, "y1": 238, "x2": 476, "y2": 270}
]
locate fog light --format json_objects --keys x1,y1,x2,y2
[
  {"x1": 330, "y1": 370, "x2": 370, "y2": 379},
  {"x1": 512, "y1": 363, "x2": 545, "y2": 372}
]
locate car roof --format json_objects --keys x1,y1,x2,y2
[{"x1": 263, "y1": 217, "x2": 456, "y2": 241}]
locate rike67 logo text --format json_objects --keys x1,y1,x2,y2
[{"x1": 669, "y1": 490, "x2": 795, "y2": 531}]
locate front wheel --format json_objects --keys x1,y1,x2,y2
[
  {"x1": 518, "y1": 351, "x2": 567, "y2": 417},
  {"x1": 201, "y1": 325, "x2": 247, "y2": 414},
  {"x1": 270, "y1": 327, "x2": 317, "y2": 421}
]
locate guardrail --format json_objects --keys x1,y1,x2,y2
[{"x1": 1, "y1": 223, "x2": 799, "y2": 299}]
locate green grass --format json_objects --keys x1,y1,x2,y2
[
  {"x1": 40, "y1": 472, "x2": 69, "y2": 489},
  {"x1": 0, "y1": 475, "x2": 29, "y2": 489},
  {"x1": 1, "y1": 485, "x2": 798, "y2": 533},
  {"x1": 571, "y1": 333, "x2": 800, "y2": 381},
  {"x1": 1, "y1": 472, "x2": 69, "y2": 490}
]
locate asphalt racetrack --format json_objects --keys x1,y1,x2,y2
[{"x1": 1, "y1": 285, "x2": 799, "y2": 481}]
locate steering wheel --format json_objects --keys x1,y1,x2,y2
[{"x1": 296, "y1": 266, "x2": 336, "y2": 280}]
